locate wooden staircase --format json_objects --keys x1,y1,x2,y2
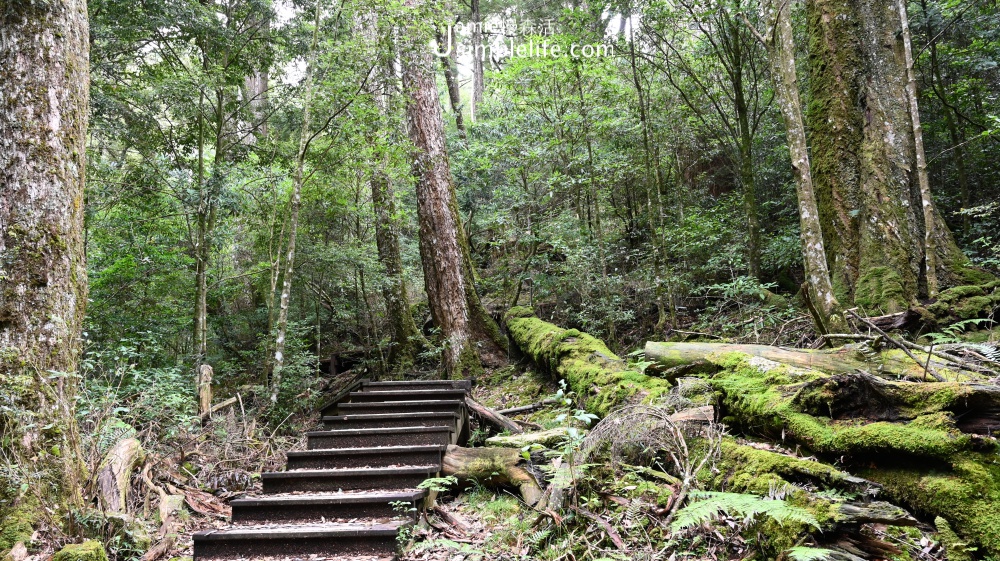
[{"x1": 193, "y1": 379, "x2": 471, "y2": 560}]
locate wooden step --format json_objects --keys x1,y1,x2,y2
[
  {"x1": 192, "y1": 521, "x2": 405, "y2": 559},
  {"x1": 287, "y1": 445, "x2": 446, "y2": 470},
  {"x1": 322, "y1": 411, "x2": 459, "y2": 430},
  {"x1": 230, "y1": 489, "x2": 425, "y2": 524},
  {"x1": 329, "y1": 399, "x2": 465, "y2": 417},
  {"x1": 307, "y1": 426, "x2": 452, "y2": 449},
  {"x1": 362, "y1": 379, "x2": 471, "y2": 392},
  {"x1": 345, "y1": 389, "x2": 469, "y2": 403},
  {"x1": 262, "y1": 466, "x2": 439, "y2": 494}
]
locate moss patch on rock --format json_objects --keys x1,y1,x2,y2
[
  {"x1": 926, "y1": 280, "x2": 1000, "y2": 324},
  {"x1": 0, "y1": 505, "x2": 35, "y2": 552},
  {"x1": 52, "y1": 541, "x2": 108, "y2": 561}
]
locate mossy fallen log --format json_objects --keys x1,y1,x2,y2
[
  {"x1": 645, "y1": 341, "x2": 962, "y2": 380},
  {"x1": 505, "y1": 307, "x2": 672, "y2": 416},
  {"x1": 441, "y1": 445, "x2": 542, "y2": 505},
  {"x1": 681, "y1": 350, "x2": 1000, "y2": 556}
]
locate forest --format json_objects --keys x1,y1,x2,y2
[{"x1": 2, "y1": 0, "x2": 1000, "y2": 560}]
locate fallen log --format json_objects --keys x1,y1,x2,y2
[
  {"x1": 497, "y1": 398, "x2": 560, "y2": 416},
  {"x1": 466, "y1": 397, "x2": 522, "y2": 434},
  {"x1": 645, "y1": 341, "x2": 962, "y2": 380},
  {"x1": 486, "y1": 427, "x2": 569, "y2": 448},
  {"x1": 505, "y1": 306, "x2": 673, "y2": 415},
  {"x1": 441, "y1": 444, "x2": 542, "y2": 505},
  {"x1": 505, "y1": 309, "x2": 1000, "y2": 557},
  {"x1": 199, "y1": 396, "x2": 238, "y2": 422}
]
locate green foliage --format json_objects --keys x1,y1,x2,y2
[
  {"x1": 670, "y1": 491, "x2": 821, "y2": 532},
  {"x1": 417, "y1": 475, "x2": 458, "y2": 493},
  {"x1": 785, "y1": 546, "x2": 835, "y2": 561}
]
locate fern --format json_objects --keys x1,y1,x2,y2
[
  {"x1": 670, "y1": 491, "x2": 821, "y2": 532},
  {"x1": 785, "y1": 546, "x2": 835, "y2": 561}
]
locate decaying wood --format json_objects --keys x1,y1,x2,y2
[
  {"x1": 486, "y1": 427, "x2": 569, "y2": 448},
  {"x1": 847, "y1": 310, "x2": 944, "y2": 381},
  {"x1": 441, "y1": 444, "x2": 542, "y2": 505},
  {"x1": 497, "y1": 398, "x2": 560, "y2": 416},
  {"x1": 431, "y1": 505, "x2": 472, "y2": 537},
  {"x1": 466, "y1": 396, "x2": 523, "y2": 434},
  {"x1": 96, "y1": 437, "x2": 145, "y2": 513},
  {"x1": 199, "y1": 396, "x2": 238, "y2": 421},
  {"x1": 140, "y1": 462, "x2": 184, "y2": 561},
  {"x1": 644, "y1": 340, "x2": 958, "y2": 380},
  {"x1": 197, "y1": 364, "x2": 214, "y2": 417}
]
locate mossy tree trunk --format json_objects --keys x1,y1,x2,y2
[
  {"x1": 760, "y1": 0, "x2": 845, "y2": 334},
  {"x1": 402, "y1": 0, "x2": 503, "y2": 378},
  {"x1": 806, "y1": 0, "x2": 972, "y2": 313},
  {"x1": 364, "y1": 12, "x2": 425, "y2": 372},
  {"x1": 0, "y1": 0, "x2": 90, "y2": 528}
]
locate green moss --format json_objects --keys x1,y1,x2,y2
[
  {"x1": 927, "y1": 281, "x2": 1000, "y2": 324},
  {"x1": 705, "y1": 440, "x2": 857, "y2": 496},
  {"x1": 0, "y1": 506, "x2": 34, "y2": 551},
  {"x1": 934, "y1": 516, "x2": 974, "y2": 561},
  {"x1": 708, "y1": 354, "x2": 971, "y2": 459},
  {"x1": 505, "y1": 309, "x2": 673, "y2": 416},
  {"x1": 858, "y1": 452, "x2": 1000, "y2": 557},
  {"x1": 51, "y1": 541, "x2": 108, "y2": 561},
  {"x1": 855, "y1": 266, "x2": 910, "y2": 313}
]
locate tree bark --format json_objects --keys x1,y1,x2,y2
[
  {"x1": 402, "y1": 0, "x2": 503, "y2": 377},
  {"x1": 759, "y1": 0, "x2": 845, "y2": 334},
  {"x1": 806, "y1": 0, "x2": 970, "y2": 313},
  {"x1": 897, "y1": 0, "x2": 938, "y2": 297},
  {"x1": 0, "y1": 0, "x2": 90, "y2": 516}
]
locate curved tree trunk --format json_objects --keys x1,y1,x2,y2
[
  {"x1": 0, "y1": 0, "x2": 90, "y2": 523},
  {"x1": 402, "y1": 0, "x2": 503, "y2": 377}
]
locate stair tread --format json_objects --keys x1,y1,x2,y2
[
  {"x1": 194, "y1": 520, "x2": 407, "y2": 538},
  {"x1": 348, "y1": 389, "x2": 466, "y2": 396},
  {"x1": 288, "y1": 444, "x2": 445, "y2": 456},
  {"x1": 322, "y1": 412, "x2": 458, "y2": 420},
  {"x1": 306, "y1": 426, "x2": 451, "y2": 436},
  {"x1": 232, "y1": 489, "x2": 425, "y2": 505},
  {"x1": 263, "y1": 465, "x2": 438, "y2": 478}
]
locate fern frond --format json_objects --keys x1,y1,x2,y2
[
  {"x1": 670, "y1": 491, "x2": 820, "y2": 532},
  {"x1": 785, "y1": 546, "x2": 835, "y2": 561}
]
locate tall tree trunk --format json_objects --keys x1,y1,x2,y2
[
  {"x1": 760, "y1": 0, "x2": 845, "y2": 334},
  {"x1": 271, "y1": 2, "x2": 320, "y2": 402},
  {"x1": 402, "y1": 0, "x2": 501, "y2": 377},
  {"x1": 470, "y1": 0, "x2": 484, "y2": 122},
  {"x1": 806, "y1": 0, "x2": 969, "y2": 313},
  {"x1": 371, "y1": 159, "x2": 424, "y2": 370},
  {"x1": 0, "y1": 0, "x2": 90, "y2": 521},
  {"x1": 436, "y1": 27, "x2": 467, "y2": 140},
  {"x1": 627, "y1": 26, "x2": 669, "y2": 331},
  {"x1": 897, "y1": 0, "x2": 938, "y2": 297}
]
